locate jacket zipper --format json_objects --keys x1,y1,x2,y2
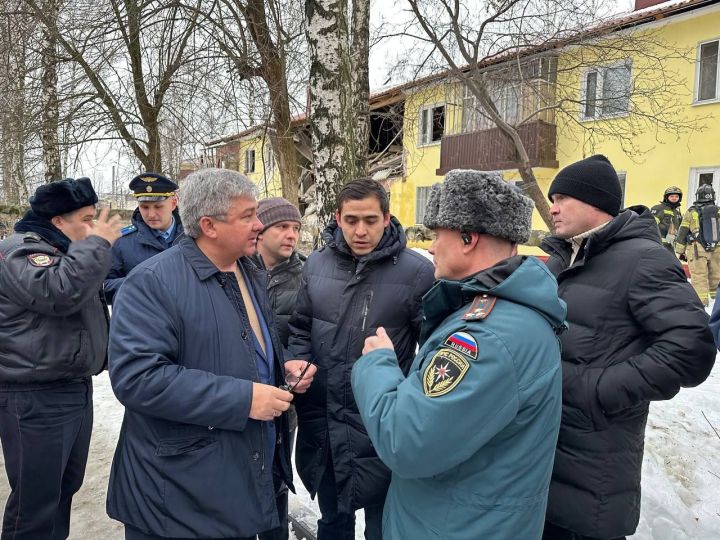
[{"x1": 361, "y1": 290, "x2": 374, "y2": 333}]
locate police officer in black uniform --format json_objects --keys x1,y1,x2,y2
[
  {"x1": 103, "y1": 172, "x2": 183, "y2": 303},
  {"x1": 0, "y1": 178, "x2": 122, "y2": 539}
]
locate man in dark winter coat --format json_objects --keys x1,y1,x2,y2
[
  {"x1": 103, "y1": 172, "x2": 184, "y2": 303},
  {"x1": 0, "y1": 178, "x2": 122, "y2": 539},
  {"x1": 352, "y1": 170, "x2": 565, "y2": 540},
  {"x1": 107, "y1": 168, "x2": 314, "y2": 539},
  {"x1": 288, "y1": 178, "x2": 435, "y2": 540},
  {"x1": 252, "y1": 197, "x2": 305, "y2": 347},
  {"x1": 540, "y1": 155, "x2": 716, "y2": 540},
  {"x1": 249, "y1": 196, "x2": 305, "y2": 540},
  {"x1": 650, "y1": 186, "x2": 682, "y2": 252}
]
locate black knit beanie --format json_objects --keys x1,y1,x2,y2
[{"x1": 547, "y1": 155, "x2": 622, "y2": 216}]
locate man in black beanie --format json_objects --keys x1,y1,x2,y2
[
  {"x1": 540, "y1": 156, "x2": 715, "y2": 540},
  {"x1": 0, "y1": 178, "x2": 123, "y2": 539}
]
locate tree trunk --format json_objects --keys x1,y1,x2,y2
[
  {"x1": 306, "y1": 0, "x2": 370, "y2": 225},
  {"x1": 0, "y1": 1, "x2": 28, "y2": 202},
  {"x1": 244, "y1": 0, "x2": 300, "y2": 205},
  {"x1": 40, "y1": 0, "x2": 62, "y2": 183},
  {"x1": 350, "y1": 0, "x2": 369, "y2": 178}
]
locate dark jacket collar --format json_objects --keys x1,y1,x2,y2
[
  {"x1": 14, "y1": 210, "x2": 71, "y2": 252},
  {"x1": 179, "y1": 236, "x2": 266, "y2": 285},
  {"x1": 131, "y1": 207, "x2": 184, "y2": 247},
  {"x1": 541, "y1": 205, "x2": 660, "y2": 264}
]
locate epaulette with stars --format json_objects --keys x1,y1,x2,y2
[{"x1": 462, "y1": 294, "x2": 496, "y2": 321}]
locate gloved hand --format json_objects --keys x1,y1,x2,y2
[{"x1": 677, "y1": 252, "x2": 687, "y2": 262}]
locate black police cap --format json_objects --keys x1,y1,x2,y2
[
  {"x1": 29, "y1": 177, "x2": 98, "y2": 218},
  {"x1": 129, "y1": 172, "x2": 178, "y2": 202}
]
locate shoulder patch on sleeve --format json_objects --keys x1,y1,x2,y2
[
  {"x1": 444, "y1": 331, "x2": 478, "y2": 359},
  {"x1": 422, "y1": 349, "x2": 470, "y2": 398},
  {"x1": 120, "y1": 224, "x2": 137, "y2": 236},
  {"x1": 462, "y1": 294, "x2": 496, "y2": 321},
  {"x1": 27, "y1": 253, "x2": 57, "y2": 267}
]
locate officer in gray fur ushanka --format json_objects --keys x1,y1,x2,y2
[{"x1": 352, "y1": 169, "x2": 566, "y2": 540}]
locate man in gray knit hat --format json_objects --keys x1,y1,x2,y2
[
  {"x1": 351, "y1": 169, "x2": 566, "y2": 540},
  {"x1": 250, "y1": 196, "x2": 304, "y2": 540}
]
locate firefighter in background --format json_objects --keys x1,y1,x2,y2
[
  {"x1": 676, "y1": 184, "x2": 720, "y2": 306},
  {"x1": 651, "y1": 186, "x2": 683, "y2": 252}
]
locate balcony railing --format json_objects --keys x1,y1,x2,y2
[{"x1": 436, "y1": 120, "x2": 558, "y2": 175}]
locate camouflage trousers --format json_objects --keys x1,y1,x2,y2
[{"x1": 686, "y1": 244, "x2": 720, "y2": 305}]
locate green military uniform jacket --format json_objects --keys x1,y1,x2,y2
[{"x1": 351, "y1": 256, "x2": 566, "y2": 540}]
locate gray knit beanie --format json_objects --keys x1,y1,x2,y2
[
  {"x1": 423, "y1": 169, "x2": 534, "y2": 244},
  {"x1": 257, "y1": 197, "x2": 302, "y2": 232}
]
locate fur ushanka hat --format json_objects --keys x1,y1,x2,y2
[{"x1": 423, "y1": 169, "x2": 534, "y2": 244}]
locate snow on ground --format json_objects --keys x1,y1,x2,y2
[{"x1": 1, "y1": 352, "x2": 719, "y2": 539}]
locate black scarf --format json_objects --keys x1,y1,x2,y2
[{"x1": 14, "y1": 210, "x2": 71, "y2": 253}]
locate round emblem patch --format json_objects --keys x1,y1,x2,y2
[{"x1": 28, "y1": 254, "x2": 54, "y2": 267}]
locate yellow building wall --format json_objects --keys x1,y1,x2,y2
[
  {"x1": 238, "y1": 135, "x2": 283, "y2": 200},
  {"x1": 392, "y1": 84, "x2": 558, "y2": 255},
  {"x1": 393, "y1": 5, "x2": 720, "y2": 258},
  {"x1": 554, "y1": 6, "x2": 720, "y2": 211}
]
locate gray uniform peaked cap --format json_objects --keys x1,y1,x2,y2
[{"x1": 423, "y1": 169, "x2": 534, "y2": 244}]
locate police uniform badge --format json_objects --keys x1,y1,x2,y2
[
  {"x1": 27, "y1": 254, "x2": 56, "y2": 267},
  {"x1": 444, "y1": 331, "x2": 478, "y2": 360},
  {"x1": 422, "y1": 348, "x2": 469, "y2": 398}
]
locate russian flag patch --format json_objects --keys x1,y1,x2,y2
[{"x1": 444, "y1": 331, "x2": 478, "y2": 360}]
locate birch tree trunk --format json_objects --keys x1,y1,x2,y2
[
  {"x1": 306, "y1": 0, "x2": 370, "y2": 225},
  {"x1": 40, "y1": 0, "x2": 62, "y2": 182},
  {"x1": 0, "y1": 0, "x2": 29, "y2": 202}
]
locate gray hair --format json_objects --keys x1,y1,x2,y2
[{"x1": 179, "y1": 168, "x2": 258, "y2": 238}]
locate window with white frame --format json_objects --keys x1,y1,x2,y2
[
  {"x1": 244, "y1": 149, "x2": 256, "y2": 173},
  {"x1": 697, "y1": 40, "x2": 719, "y2": 102},
  {"x1": 415, "y1": 186, "x2": 432, "y2": 224},
  {"x1": 581, "y1": 63, "x2": 632, "y2": 120},
  {"x1": 689, "y1": 168, "x2": 720, "y2": 202},
  {"x1": 418, "y1": 104, "x2": 445, "y2": 145},
  {"x1": 462, "y1": 84, "x2": 520, "y2": 132}
]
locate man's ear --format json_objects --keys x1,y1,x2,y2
[
  {"x1": 383, "y1": 212, "x2": 391, "y2": 227},
  {"x1": 335, "y1": 210, "x2": 341, "y2": 223},
  {"x1": 198, "y1": 216, "x2": 218, "y2": 238}
]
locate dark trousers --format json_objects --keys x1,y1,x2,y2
[
  {"x1": 542, "y1": 521, "x2": 627, "y2": 540},
  {"x1": 0, "y1": 380, "x2": 93, "y2": 540},
  {"x1": 316, "y1": 460, "x2": 384, "y2": 540}
]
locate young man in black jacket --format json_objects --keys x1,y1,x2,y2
[
  {"x1": 0, "y1": 178, "x2": 122, "y2": 539},
  {"x1": 289, "y1": 178, "x2": 435, "y2": 540},
  {"x1": 540, "y1": 155, "x2": 715, "y2": 540}
]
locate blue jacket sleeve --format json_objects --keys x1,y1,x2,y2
[
  {"x1": 108, "y1": 266, "x2": 253, "y2": 431},
  {"x1": 351, "y1": 329, "x2": 518, "y2": 479},
  {"x1": 103, "y1": 242, "x2": 126, "y2": 304}
]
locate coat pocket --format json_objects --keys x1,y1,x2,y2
[{"x1": 156, "y1": 437, "x2": 217, "y2": 457}]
